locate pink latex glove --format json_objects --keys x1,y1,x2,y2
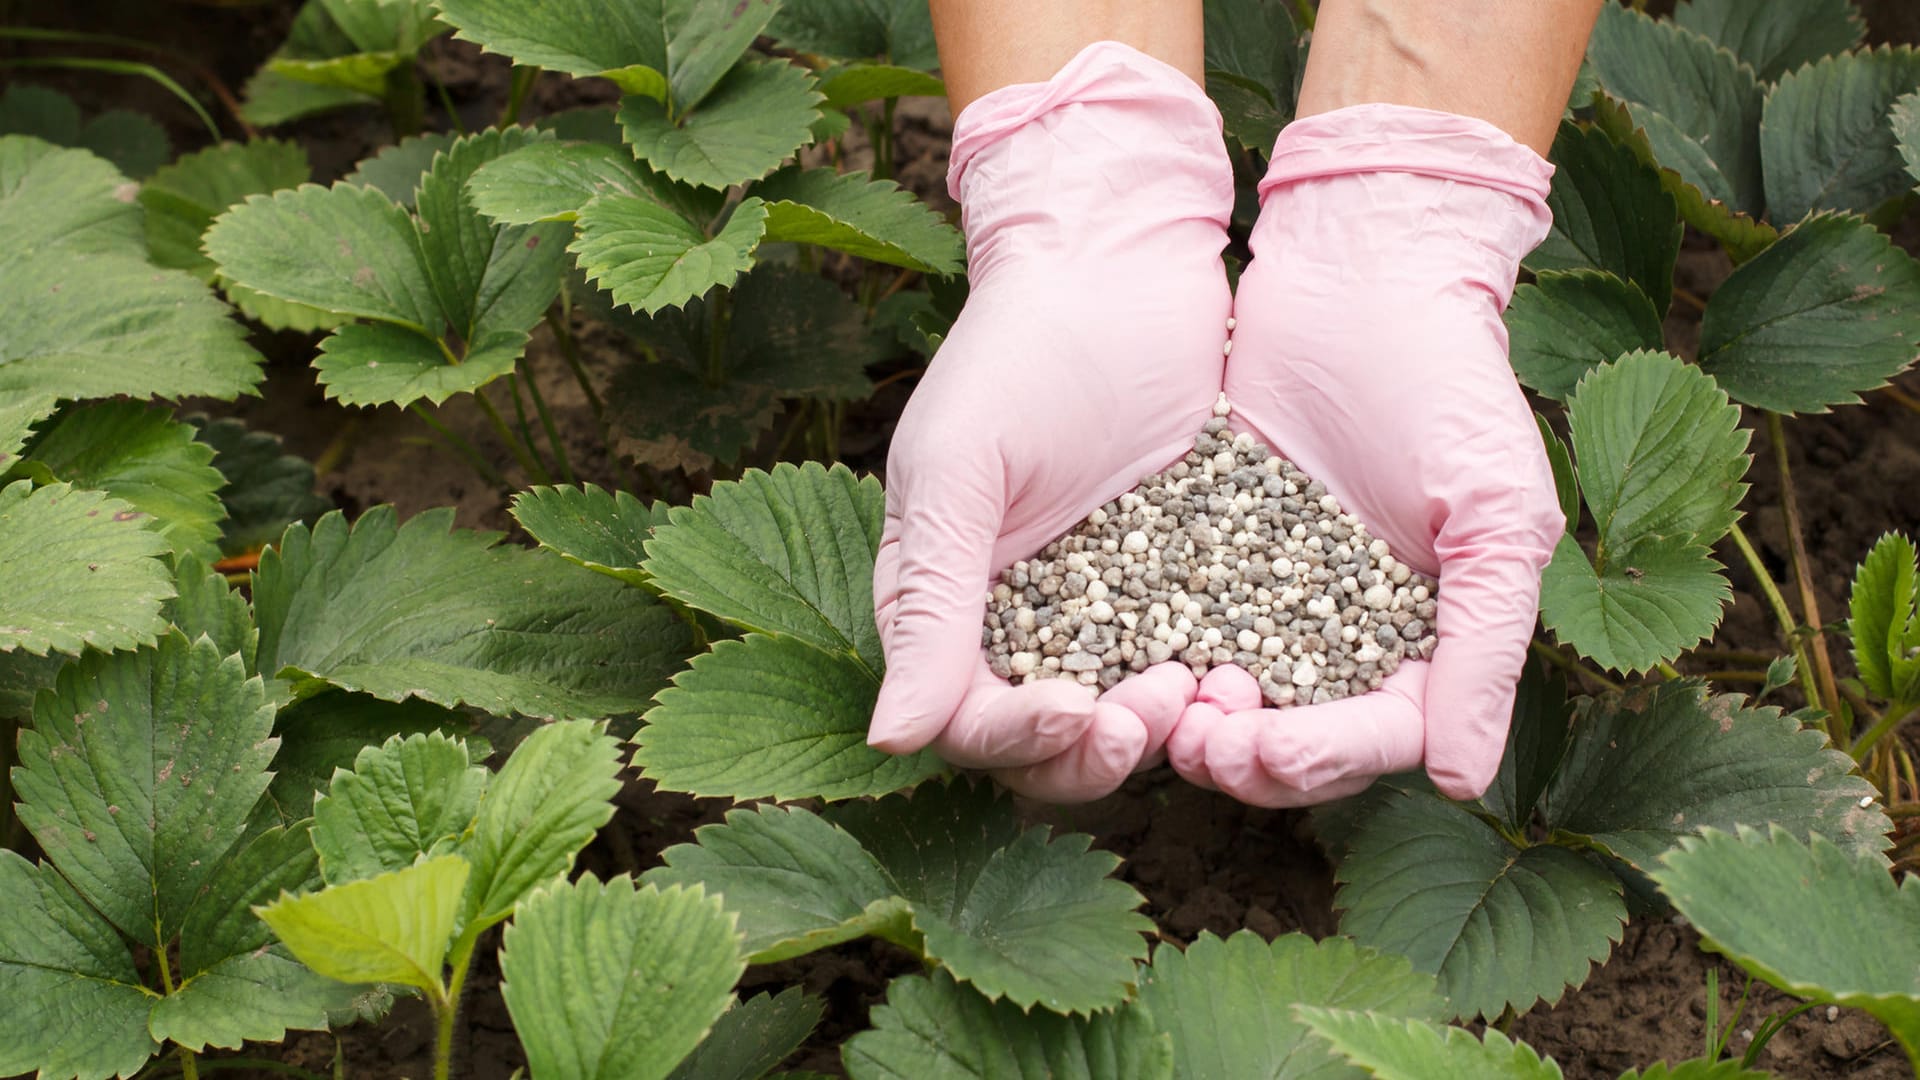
[
  {"x1": 867, "y1": 42, "x2": 1235, "y2": 802},
  {"x1": 1166, "y1": 104, "x2": 1563, "y2": 806}
]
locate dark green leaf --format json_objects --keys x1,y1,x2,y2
[
  {"x1": 1505, "y1": 270, "x2": 1666, "y2": 401},
  {"x1": 1674, "y1": 0, "x2": 1866, "y2": 83},
  {"x1": 511, "y1": 482, "x2": 664, "y2": 588},
  {"x1": 342, "y1": 131, "x2": 459, "y2": 208},
  {"x1": 1589, "y1": 95, "x2": 1778, "y2": 262},
  {"x1": 1203, "y1": 0, "x2": 1301, "y2": 144},
  {"x1": 164, "y1": 550, "x2": 257, "y2": 673},
  {"x1": 1484, "y1": 657, "x2": 1574, "y2": 833},
  {"x1": 819, "y1": 64, "x2": 946, "y2": 107},
  {"x1": 668, "y1": 987, "x2": 825, "y2": 1080},
  {"x1": 26, "y1": 401, "x2": 228, "y2": 560},
  {"x1": 266, "y1": 690, "x2": 481, "y2": 823},
  {"x1": 141, "y1": 139, "x2": 311, "y2": 279},
  {"x1": 1541, "y1": 532, "x2": 1732, "y2": 675},
  {"x1": 1761, "y1": 47, "x2": 1920, "y2": 222},
  {"x1": 188, "y1": 416, "x2": 332, "y2": 557},
  {"x1": 756, "y1": 165, "x2": 964, "y2": 273},
  {"x1": 769, "y1": 0, "x2": 939, "y2": 69},
  {"x1": 1529, "y1": 120, "x2": 1682, "y2": 313}
]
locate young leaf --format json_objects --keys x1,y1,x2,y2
[
  {"x1": 1528, "y1": 121, "x2": 1682, "y2": 313},
  {"x1": 238, "y1": 68, "x2": 374, "y2": 128},
  {"x1": 666, "y1": 987, "x2": 826, "y2": 1080},
  {"x1": 1136, "y1": 932, "x2": 1446, "y2": 1080},
  {"x1": 756, "y1": 165, "x2": 965, "y2": 273},
  {"x1": 266, "y1": 0, "x2": 445, "y2": 97},
  {"x1": 844, "y1": 971, "x2": 1173, "y2": 1080},
  {"x1": 1333, "y1": 788, "x2": 1627, "y2": 1020},
  {"x1": 1295, "y1": 1009, "x2": 1561, "y2": 1080},
  {"x1": 460, "y1": 719, "x2": 624, "y2": 931},
  {"x1": 165, "y1": 550, "x2": 258, "y2": 672},
  {"x1": 1542, "y1": 679, "x2": 1892, "y2": 871},
  {"x1": 187, "y1": 416, "x2": 332, "y2": 557},
  {"x1": 819, "y1": 64, "x2": 947, "y2": 108},
  {"x1": 1849, "y1": 532, "x2": 1920, "y2": 702},
  {"x1": 618, "y1": 60, "x2": 824, "y2": 190},
  {"x1": 141, "y1": 138, "x2": 311, "y2": 280},
  {"x1": 256, "y1": 854, "x2": 468, "y2": 993},
  {"x1": 770, "y1": 0, "x2": 940, "y2": 70},
  {"x1": 1761, "y1": 47, "x2": 1920, "y2": 222},
  {"x1": 312, "y1": 731, "x2": 490, "y2": 884},
  {"x1": 1541, "y1": 533, "x2": 1731, "y2": 675},
  {"x1": 1697, "y1": 212, "x2": 1920, "y2": 414},
  {"x1": 266, "y1": 690, "x2": 482, "y2": 822},
  {"x1": 252, "y1": 507, "x2": 692, "y2": 719},
  {"x1": 573, "y1": 194, "x2": 767, "y2": 317},
  {"x1": 512, "y1": 482, "x2": 667, "y2": 588},
  {"x1": 437, "y1": 0, "x2": 668, "y2": 96},
  {"x1": 1585, "y1": 4, "x2": 1765, "y2": 216},
  {"x1": 25, "y1": 401, "x2": 228, "y2": 560},
  {"x1": 1504, "y1": 270, "x2": 1666, "y2": 401},
  {"x1": 467, "y1": 140, "x2": 658, "y2": 225},
  {"x1": 0, "y1": 480, "x2": 174, "y2": 657},
  {"x1": 1653, "y1": 827, "x2": 1920, "y2": 1068},
  {"x1": 1674, "y1": 0, "x2": 1866, "y2": 84},
  {"x1": 644, "y1": 460, "x2": 886, "y2": 670},
  {"x1": 500, "y1": 878, "x2": 746, "y2": 1080}
]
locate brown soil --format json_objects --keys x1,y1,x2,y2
[{"x1": 10, "y1": 2, "x2": 1920, "y2": 1078}]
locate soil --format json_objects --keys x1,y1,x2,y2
[{"x1": 7, "y1": 3, "x2": 1920, "y2": 1078}]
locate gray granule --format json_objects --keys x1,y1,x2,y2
[{"x1": 983, "y1": 394, "x2": 1438, "y2": 707}]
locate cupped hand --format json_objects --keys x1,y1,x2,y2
[
  {"x1": 1166, "y1": 104, "x2": 1565, "y2": 806},
  {"x1": 867, "y1": 42, "x2": 1235, "y2": 802}
]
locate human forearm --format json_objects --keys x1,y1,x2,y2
[
  {"x1": 1296, "y1": 0, "x2": 1602, "y2": 154},
  {"x1": 930, "y1": 0, "x2": 1204, "y2": 113}
]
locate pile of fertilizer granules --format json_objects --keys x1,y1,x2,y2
[{"x1": 982, "y1": 396, "x2": 1438, "y2": 708}]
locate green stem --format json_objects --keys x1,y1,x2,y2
[
  {"x1": 872, "y1": 98, "x2": 897, "y2": 181},
  {"x1": 1766, "y1": 412, "x2": 1843, "y2": 739},
  {"x1": 152, "y1": 947, "x2": 198, "y2": 1080},
  {"x1": 1852, "y1": 699, "x2": 1919, "y2": 762},
  {"x1": 1656, "y1": 661, "x2": 1683, "y2": 680},
  {"x1": 430, "y1": 73, "x2": 467, "y2": 135},
  {"x1": 520, "y1": 359, "x2": 575, "y2": 484},
  {"x1": 476, "y1": 392, "x2": 550, "y2": 484},
  {"x1": 500, "y1": 65, "x2": 540, "y2": 127},
  {"x1": 1727, "y1": 522, "x2": 1824, "y2": 712},
  {"x1": 1291, "y1": 0, "x2": 1317, "y2": 28},
  {"x1": 505, "y1": 374, "x2": 550, "y2": 480},
  {"x1": 434, "y1": 927, "x2": 485, "y2": 1080},
  {"x1": 409, "y1": 404, "x2": 510, "y2": 490},
  {"x1": 0, "y1": 57, "x2": 220, "y2": 139},
  {"x1": 383, "y1": 61, "x2": 425, "y2": 139},
  {"x1": 427, "y1": 979, "x2": 457, "y2": 1080},
  {"x1": 1529, "y1": 638, "x2": 1621, "y2": 692}
]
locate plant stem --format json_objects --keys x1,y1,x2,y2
[
  {"x1": 1687, "y1": 669, "x2": 1771, "y2": 683},
  {"x1": 1291, "y1": 0, "x2": 1317, "y2": 28},
  {"x1": 311, "y1": 417, "x2": 359, "y2": 479},
  {"x1": 1766, "y1": 412, "x2": 1843, "y2": 738},
  {"x1": 520, "y1": 359, "x2": 575, "y2": 484},
  {"x1": 429, "y1": 73, "x2": 467, "y2": 135},
  {"x1": 500, "y1": 65, "x2": 540, "y2": 128},
  {"x1": 1852, "y1": 699, "x2": 1918, "y2": 762},
  {"x1": 408, "y1": 404, "x2": 510, "y2": 490},
  {"x1": 434, "y1": 928, "x2": 484, "y2": 1080},
  {"x1": 504, "y1": 374, "x2": 550, "y2": 480},
  {"x1": 1672, "y1": 286, "x2": 1708, "y2": 312},
  {"x1": 152, "y1": 947, "x2": 199, "y2": 1080},
  {"x1": 383, "y1": 61, "x2": 425, "y2": 138},
  {"x1": 1656, "y1": 661, "x2": 1683, "y2": 680},
  {"x1": 1529, "y1": 638, "x2": 1622, "y2": 692},
  {"x1": 476, "y1": 391, "x2": 551, "y2": 484},
  {"x1": 1727, "y1": 522, "x2": 1824, "y2": 711}
]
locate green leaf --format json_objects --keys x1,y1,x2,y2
[
  {"x1": 511, "y1": 482, "x2": 664, "y2": 587},
  {"x1": 11, "y1": 632, "x2": 278, "y2": 944},
  {"x1": 343, "y1": 131, "x2": 459, "y2": 208},
  {"x1": 1334, "y1": 788, "x2": 1627, "y2": 1020},
  {"x1": 1528, "y1": 121, "x2": 1683, "y2": 313},
  {"x1": 1849, "y1": 532, "x2": 1920, "y2": 702},
  {"x1": 667, "y1": 987, "x2": 825, "y2": 1080},
  {"x1": 0, "y1": 392, "x2": 52, "y2": 468},
  {"x1": 1136, "y1": 931, "x2": 1446, "y2": 1080},
  {"x1": 239, "y1": 68, "x2": 375, "y2": 128},
  {"x1": 252, "y1": 506, "x2": 692, "y2": 719},
  {"x1": 266, "y1": 690, "x2": 482, "y2": 823},
  {"x1": 1653, "y1": 827, "x2": 1920, "y2": 1064},
  {"x1": 461, "y1": 719, "x2": 624, "y2": 931},
  {"x1": 1586, "y1": 4, "x2": 1765, "y2": 217},
  {"x1": 1541, "y1": 532, "x2": 1732, "y2": 675},
  {"x1": 1674, "y1": 0, "x2": 1866, "y2": 83},
  {"x1": 141, "y1": 138, "x2": 311, "y2": 279},
  {"x1": 819, "y1": 64, "x2": 946, "y2": 108},
  {"x1": 636, "y1": 635, "x2": 942, "y2": 801},
  {"x1": 645, "y1": 460, "x2": 886, "y2": 669},
  {"x1": 25, "y1": 401, "x2": 227, "y2": 559},
  {"x1": 619, "y1": 60, "x2": 824, "y2": 189},
  {"x1": 769, "y1": 0, "x2": 939, "y2": 69},
  {"x1": 436, "y1": 0, "x2": 667, "y2": 96},
  {"x1": 187, "y1": 416, "x2": 332, "y2": 557},
  {"x1": 501, "y1": 878, "x2": 745, "y2": 1080},
  {"x1": 1202, "y1": 0, "x2": 1301, "y2": 149},
  {"x1": 0, "y1": 85, "x2": 169, "y2": 178},
  {"x1": 572, "y1": 194, "x2": 767, "y2": 316},
  {"x1": 1762, "y1": 47, "x2": 1920, "y2": 222},
  {"x1": 0, "y1": 480, "x2": 175, "y2": 657},
  {"x1": 1204, "y1": 73, "x2": 1284, "y2": 159},
  {"x1": 1483, "y1": 658, "x2": 1575, "y2": 833},
  {"x1": 467, "y1": 140, "x2": 656, "y2": 225},
  {"x1": 1504, "y1": 271, "x2": 1666, "y2": 401},
  {"x1": 1894, "y1": 91, "x2": 1920, "y2": 188},
  {"x1": 1295, "y1": 1009, "x2": 1561, "y2": 1080},
  {"x1": 1537, "y1": 414, "x2": 1580, "y2": 537},
  {"x1": 1590, "y1": 95, "x2": 1778, "y2": 262},
  {"x1": 256, "y1": 854, "x2": 467, "y2": 993},
  {"x1": 1618, "y1": 1063, "x2": 1772, "y2": 1080},
  {"x1": 1698, "y1": 212, "x2": 1920, "y2": 413},
  {"x1": 312, "y1": 731, "x2": 489, "y2": 884},
  {"x1": 844, "y1": 971, "x2": 1173, "y2": 1080},
  {"x1": 664, "y1": 0, "x2": 785, "y2": 109},
  {"x1": 206, "y1": 129, "x2": 569, "y2": 408},
  {"x1": 756, "y1": 165, "x2": 964, "y2": 273},
  {"x1": 164, "y1": 550, "x2": 258, "y2": 673},
  {"x1": 0, "y1": 850, "x2": 156, "y2": 1080},
  {"x1": 0, "y1": 133, "x2": 141, "y2": 254},
  {"x1": 267, "y1": 0, "x2": 444, "y2": 95},
  {"x1": 1543, "y1": 679, "x2": 1892, "y2": 870}
]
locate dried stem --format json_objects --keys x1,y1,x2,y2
[{"x1": 1766, "y1": 412, "x2": 1842, "y2": 739}]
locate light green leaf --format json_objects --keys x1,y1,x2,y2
[
  {"x1": 1674, "y1": 0, "x2": 1866, "y2": 83},
  {"x1": 501, "y1": 878, "x2": 745, "y2": 1080},
  {"x1": 252, "y1": 506, "x2": 692, "y2": 719},
  {"x1": 187, "y1": 415, "x2": 332, "y2": 557},
  {"x1": 1504, "y1": 271, "x2": 1666, "y2": 401},
  {"x1": 1849, "y1": 532, "x2": 1920, "y2": 702},
  {"x1": 1698, "y1": 212, "x2": 1920, "y2": 413},
  {"x1": 665, "y1": 0, "x2": 784, "y2": 109},
  {"x1": 435, "y1": 0, "x2": 667, "y2": 95},
  {"x1": 1334, "y1": 788, "x2": 1627, "y2": 1020},
  {"x1": 511, "y1": 482, "x2": 665, "y2": 587},
  {"x1": 844, "y1": 971, "x2": 1173, "y2": 1080},
  {"x1": 619, "y1": 60, "x2": 824, "y2": 189},
  {"x1": 1528, "y1": 121, "x2": 1682, "y2": 313},
  {"x1": 0, "y1": 134, "x2": 142, "y2": 255},
  {"x1": 1137, "y1": 931, "x2": 1446, "y2": 1080},
  {"x1": 11, "y1": 632, "x2": 277, "y2": 944},
  {"x1": 164, "y1": 550, "x2": 257, "y2": 672},
  {"x1": 1543, "y1": 679, "x2": 1891, "y2": 870},
  {"x1": 1894, "y1": 91, "x2": 1920, "y2": 187},
  {"x1": 1762, "y1": 47, "x2": 1920, "y2": 222},
  {"x1": 572, "y1": 194, "x2": 766, "y2": 315},
  {"x1": 1653, "y1": 827, "x2": 1920, "y2": 1067},
  {"x1": 819, "y1": 64, "x2": 946, "y2": 107},
  {"x1": 1586, "y1": 4, "x2": 1765, "y2": 217},
  {"x1": 756, "y1": 165, "x2": 964, "y2": 273},
  {"x1": 257, "y1": 854, "x2": 467, "y2": 993},
  {"x1": 207, "y1": 182, "x2": 436, "y2": 327},
  {"x1": 0, "y1": 480, "x2": 175, "y2": 657},
  {"x1": 1541, "y1": 532, "x2": 1732, "y2": 675},
  {"x1": 667, "y1": 987, "x2": 825, "y2": 1080},
  {"x1": 25, "y1": 401, "x2": 227, "y2": 559},
  {"x1": 769, "y1": 0, "x2": 936, "y2": 68},
  {"x1": 267, "y1": 0, "x2": 444, "y2": 95},
  {"x1": 0, "y1": 393, "x2": 52, "y2": 467},
  {"x1": 141, "y1": 139, "x2": 311, "y2": 279},
  {"x1": 312, "y1": 322, "x2": 527, "y2": 406},
  {"x1": 635, "y1": 635, "x2": 942, "y2": 801},
  {"x1": 461, "y1": 719, "x2": 623, "y2": 930},
  {"x1": 343, "y1": 131, "x2": 459, "y2": 208},
  {"x1": 238, "y1": 68, "x2": 375, "y2": 128},
  {"x1": 645, "y1": 460, "x2": 885, "y2": 669},
  {"x1": 312, "y1": 731, "x2": 489, "y2": 884},
  {"x1": 0, "y1": 850, "x2": 156, "y2": 1080},
  {"x1": 468, "y1": 140, "x2": 655, "y2": 225},
  {"x1": 1295, "y1": 1009, "x2": 1561, "y2": 1080}
]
